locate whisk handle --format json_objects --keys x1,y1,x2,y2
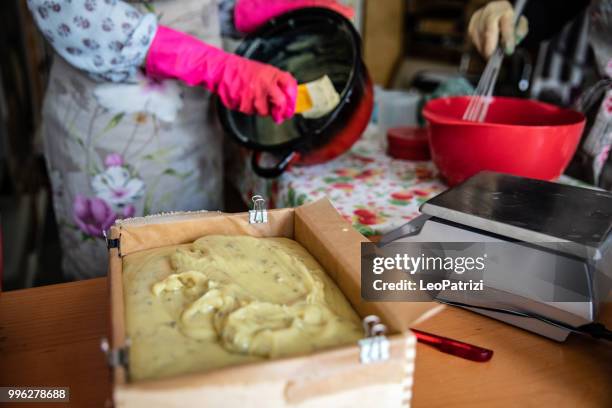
[{"x1": 512, "y1": 0, "x2": 528, "y2": 25}]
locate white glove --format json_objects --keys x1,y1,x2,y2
[{"x1": 468, "y1": 1, "x2": 529, "y2": 59}]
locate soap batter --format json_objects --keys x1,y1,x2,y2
[{"x1": 123, "y1": 235, "x2": 363, "y2": 381}]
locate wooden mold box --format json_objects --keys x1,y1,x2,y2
[{"x1": 106, "y1": 198, "x2": 420, "y2": 407}]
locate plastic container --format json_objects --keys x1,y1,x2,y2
[
  {"x1": 386, "y1": 127, "x2": 430, "y2": 161},
  {"x1": 423, "y1": 96, "x2": 586, "y2": 186},
  {"x1": 375, "y1": 88, "x2": 421, "y2": 134}
]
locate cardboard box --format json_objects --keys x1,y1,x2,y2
[{"x1": 106, "y1": 199, "x2": 423, "y2": 407}]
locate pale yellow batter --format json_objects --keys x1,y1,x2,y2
[{"x1": 123, "y1": 235, "x2": 363, "y2": 382}]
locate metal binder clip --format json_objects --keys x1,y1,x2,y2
[
  {"x1": 249, "y1": 195, "x2": 268, "y2": 224},
  {"x1": 100, "y1": 337, "x2": 130, "y2": 368},
  {"x1": 103, "y1": 229, "x2": 121, "y2": 257},
  {"x1": 359, "y1": 315, "x2": 390, "y2": 364}
]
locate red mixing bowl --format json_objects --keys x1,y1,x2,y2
[{"x1": 422, "y1": 96, "x2": 585, "y2": 186}]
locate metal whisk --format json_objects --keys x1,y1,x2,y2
[{"x1": 463, "y1": 0, "x2": 528, "y2": 123}]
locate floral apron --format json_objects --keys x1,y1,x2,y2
[
  {"x1": 582, "y1": 0, "x2": 612, "y2": 184},
  {"x1": 42, "y1": 0, "x2": 223, "y2": 280}
]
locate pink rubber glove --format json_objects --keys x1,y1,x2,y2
[
  {"x1": 146, "y1": 26, "x2": 297, "y2": 123},
  {"x1": 234, "y1": 0, "x2": 354, "y2": 34}
]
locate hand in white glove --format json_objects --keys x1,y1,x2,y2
[{"x1": 468, "y1": 1, "x2": 529, "y2": 59}]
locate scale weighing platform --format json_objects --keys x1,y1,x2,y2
[{"x1": 380, "y1": 172, "x2": 612, "y2": 341}]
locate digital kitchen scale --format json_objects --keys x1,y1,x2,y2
[{"x1": 380, "y1": 172, "x2": 612, "y2": 341}]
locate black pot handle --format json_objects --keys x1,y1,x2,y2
[{"x1": 251, "y1": 151, "x2": 297, "y2": 178}]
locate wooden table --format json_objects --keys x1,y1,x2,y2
[{"x1": 1, "y1": 278, "x2": 610, "y2": 407}]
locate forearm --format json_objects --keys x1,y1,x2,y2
[{"x1": 27, "y1": 0, "x2": 157, "y2": 82}]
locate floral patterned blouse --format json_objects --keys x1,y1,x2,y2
[{"x1": 27, "y1": 0, "x2": 157, "y2": 82}]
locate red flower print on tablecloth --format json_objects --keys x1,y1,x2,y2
[
  {"x1": 390, "y1": 191, "x2": 414, "y2": 206},
  {"x1": 331, "y1": 168, "x2": 379, "y2": 180},
  {"x1": 331, "y1": 182, "x2": 354, "y2": 192},
  {"x1": 334, "y1": 168, "x2": 356, "y2": 177},
  {"x1": 355, "y1": 168, "x2": 382, "y2": 181},
  {"x1": 354, "y1": 208, "x2": 378, "y2": 225},
  {"x1": 352, "y1": 207, "x2": 390, "y2": 236},
  {"x1": 390, "y1": 187, "x2": 437, "y2": 206},
  {"x1": 412, "y1": 189, "x2": 429, "y2": 197},
  {"x1": 352, "y1": 154, "x2": 375, "y2": 164},
  {"x1": 331, "y1": 167, "x2": 382, "y2": 182},
  {"x1": 236, "y1": 126, "x2": 449, "y2": 236},
  {"x1": 415, "y1": 166, "x2": 433, "y2": 180}
]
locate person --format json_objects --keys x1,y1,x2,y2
[
  {"x1": 27, "y1": 0, "x2": 351, "y2": 280},
  {"x1": 468, "y1": 0, "x2": 611, "y2": 188}
]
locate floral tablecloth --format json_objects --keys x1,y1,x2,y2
[
  {"x1": 229, "y1": 125, "x2": 447, "y2": 237},
  {"x1": 229, "y1": 124, "x2": 595, "y2": 237}
]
